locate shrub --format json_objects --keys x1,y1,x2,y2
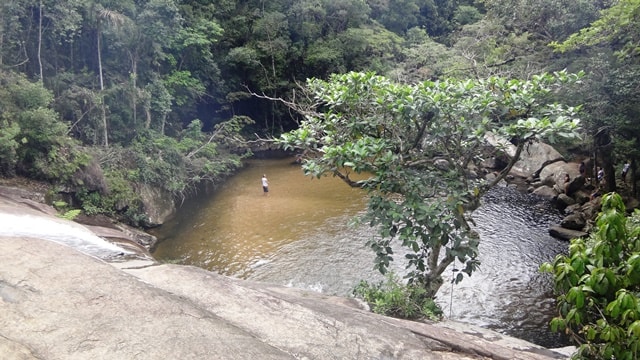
[
  {"x1": 353, "y1": 272, "x2": 443, "y2": 320},
  {"x1": 541, "y1": 193, "x2": 640, "y2": 359}
]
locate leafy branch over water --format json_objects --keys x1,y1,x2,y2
[{"x1": 279, "y1": 71, "x2": 582, "y2": 298}]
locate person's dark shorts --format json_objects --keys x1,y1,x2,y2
[{"x1": 263, "y1": 186, "x2": 269, "y2": 192}]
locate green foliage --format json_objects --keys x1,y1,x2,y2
[
  {"x1": 59, "y1": 209, "x2": 82, "y2": 221},
  {"x1": 453, "y1": 5, "x2": 483, "y2": 26},
  {"x1": 368, "y1": 0, "x2": 425, "y2": 34},
  {"x1": 482, "y1": 0, "x2": 602, "y2": 42},
  {"x1": 74, "y1": 166, "x2": 143, "y2": 224},
  {"x1": 541, "y1": 193, "x2": 640, "y2": 359},
  {"x1": 0, "y1": 70, "x2": 88, "y2": 181},
  {"x1": 52, "y1": 200, "x2": 82, "y2": 221},
  {"x1": 163, "y1": 71, "x2": 206, "y2": 107},
  {"x1": 353, "y1": 273, "x2": 443, "y2": 320},
  {"x1": 550, "y1": 0, "x2": 640, "y2": 58},
  {"x1": 279, "y1": 71, "x2": 582, "y2": 297},
  {"x1": 0, "y1": 118, "x2": 20, "y2": 176}
]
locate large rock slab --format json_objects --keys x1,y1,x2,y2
[
  {"x1": 137, "y1": 183, "x2": 176, "y2": 226},
  {"x1": 0, "y1": 237, "x2": 293, "y2": 360},
  {"x1": 0, "y1": 236, "x2": 569, "y2": 360}
]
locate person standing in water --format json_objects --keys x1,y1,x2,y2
[
  {"x1": 261, "y1": 174, "x2": 269, "y2": 195},
  {"x1": 622, "y1": 162, "x2": 631, "y2": 182}
]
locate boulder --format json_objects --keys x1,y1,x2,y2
[
  {"x1": 565, "y1": 176, "x2": 585, "y2": 196},
  {"x1": 555, "y1": 194, "x2": 575, "y2": 211},
  {"x1": 85, "y1": 223, "x2": 157, "y2": 251},
  {"x1": 581, "y1": 199, "x2": 602, "y2": 220},
  {"x1": 540, "y1": 174, "x2": 556, "y2": 187},
  {"x1": 485, "y1": 133, "x2": 564, "y2": 178},
  {"x1": 539, "y1": 162, "x2": 580, "y2": 183},
  {"x1": 532, "y1": 185, "x2": 558, "y2": 200},
  {"x1": 565, "y1": 203, "x2": 582, "y2": 213},
  {"x1": 560, "y1": 213, "x2": 586, "y2": 231},
  {"x1": 573, "y1": 190, "x2": 592, "y2": 205},
  {"x1": 626, "y1": 197, "x2": 640, "y2": 213},
  {"x1": 549, "y1": 225, "x2": 588, "y2": 241},
  {"x1": 138, "y1": 183, "x2": 176, "y2": 227}
]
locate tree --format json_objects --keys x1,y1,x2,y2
[
  {"x1": 550, "y1": 0, "x2": 640, "y2": 58},
  {"x1": 482, "y1": 0, "x2": 603, "y2": 42},
  {"x1": 550, "y1": 0, "x2": 640, "y2": 195},
  {"x1": 367, "y1": 0, "x2": 426, "y2": 34},
  {"x1": 86, "y1": 0, "x2": 131, "y2": 147},
  {"x1": 279, "y1": 71, "x2": 582, "y2": 298},
  {"x1": 541, "y1": 193, "x2": 640, "y2": 359},
  {"x1": 0, "y1": 70, "x2": 88, "y2": 181}
]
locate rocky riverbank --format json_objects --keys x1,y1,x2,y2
[{"x1": 481, "y1": 136, "x2": 638, "y2": 241}]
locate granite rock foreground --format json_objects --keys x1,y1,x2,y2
[{"x1": 0, "y1": 195, "x2": 574, "y2": 359}]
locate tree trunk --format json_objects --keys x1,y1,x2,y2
[
  {"x1": 37, "y1": 0, "x2": 43, "y2": 82},
  {"x1": 97, "y1": 20, "x2": 108, "y2": 147},
  {"x1": 129, "y1": 51, "x2": 137, "y2": 128},
  {"x1": 421, "y1": 236, "x2": 456, "y2": 298},
  {"x1": 632, "y1": 160, "x2": 637, "y2": 197}
]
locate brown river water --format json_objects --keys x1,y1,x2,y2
[{"x1": 151, "y1": 157, "x2": 570, "y2": 348}]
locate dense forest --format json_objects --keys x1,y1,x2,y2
[
  {"x1": 3, "y1": 1, "x2": 640, "y2": 356},
  {"x1": 1, "y1": 0, "x2": 639, "y2": 221}
]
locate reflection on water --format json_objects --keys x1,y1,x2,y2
[
  {"x1": 438, "y1": 188, "x2": 569, "y2": 348},
  {"x1": 151, "y1": 158, "x2": 367, "y2": 278},
  {"x1": 152, "y1": 157, "x2": 569, "y2": 348}
]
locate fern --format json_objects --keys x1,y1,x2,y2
[{"x1": 59, "y1": 209, "x2": 81, "y2": 221}]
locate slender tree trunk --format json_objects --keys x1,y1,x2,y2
[
  {"x1": 37, "y1": 0, "x2": 43, "y2": 81},
  {"x1": 128, "y1": 51, "x2": 137, "y2": 128},
  {"x1": 144, "y1": 107, "x2": 151, "y2": 129},
  {"x1": 131, "y1": 66, "x2": 137, "y2": 127},
  {"x1": 0, "y1": 30, "x2": 3, "y2": 66},
  {"x1": 97, "y1": 21, "x2": 108, "y2": 147}
]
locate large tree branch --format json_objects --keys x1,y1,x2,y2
[
  {"x1": 486, "y1": 139, "x2": 527, "y2": 189},
  {"x1": 333, "y1": 170, "x2": 363, "y2": 188},
  {"x1": 412, "y1": 111, "x2": 435, "y2": 150}
]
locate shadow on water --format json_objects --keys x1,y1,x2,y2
[{"x1": 151, "y1": 157, "x2": 570, "y2": 348}]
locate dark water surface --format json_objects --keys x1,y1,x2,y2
[{"x1": 151, "y1": 157, "x2": 569, "y2": 348}]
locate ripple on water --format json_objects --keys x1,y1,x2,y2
[{"x1": 152, "y1": 159, "x2": 571, "y2": 348}]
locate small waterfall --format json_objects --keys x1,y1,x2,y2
[{"x1": 0, "y1": 213, "x2": 133, "y2": 260}]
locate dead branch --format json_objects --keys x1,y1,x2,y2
[
  {"x1": 243, "y1": 84, "x2": 322, "y2": 119},
  {"x1": 67, "y1": 105, "x2": 96, "y2": 135}
]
